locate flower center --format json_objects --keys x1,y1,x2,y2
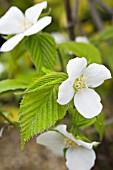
[
  {"x1": 21, "y1": 18, "x2": 32, "y2": 32},
  {"x1": 64, "y1": 138, "x2": 78, "y2": 149},
  {"x1": 73, "y1": 75, "x2": 87, "y2": 91}
]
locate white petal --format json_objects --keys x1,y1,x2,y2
[
  {"x1": 75, "y1": 36, "x2": 89, "y2": 43},
  {"x1": 37, "y1": 131, "x2": 65, "y2": 156},
  {"x1": 55, "y1": 125, "x2": 81, "y2": 145},
  {"x1": 55, "y1": 125, "x2": 99, "y2": 148},
  {"x1": 51, "y1": 32, "x2": 66, "y2": 44},
  {"x1": 0, "y1": 7, "x2": 24, "y2": 34},
  {"x1": 24, "y1": 16, "x2": 52, "y2": 36},
  {"x1": 0, "y1": 34, "x2": 24, "y2": 52},
  {"x1": 25, "y1": 2, "x2": 47, "y2": 23},
  {"x1": 84, "y1": 63, "x2": 111, "y2": 88},
  {"x1": 67, "y1": 57, "x2": 87, "y2": 81},
  {"x1": 57, "y1": 79, "x2": 74, "y2": 105},
  {"x1": 55, "y1": 125, "x2": 71, "y2": 137},
  {"x1": 75, "y1": 140, "x2": 99, "y2": 149},
  {"x1": 66, "y1": 148, "x2": 96, "y2": 170},
  {"x1": 74, "y1": 88, "x2": 103, "y2": 118}
]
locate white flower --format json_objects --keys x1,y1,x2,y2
[
  {"x1": 37, "y1": 124, "x2": 98, "y2": 170},
  {"x1": 51, "y1": 32, "x2": 67, "y2": 44},
  {"x1": 0, "y1": 1, "x2": 52, "y2": 52},
  {"x1": 57, "y1": 57, "x2": 111, "y2": 118},
  {"x1": 75, "y1": 36, "x2": 89, "y2": 43}
]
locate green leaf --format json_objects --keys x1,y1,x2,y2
[
  {"x1": 25, "y1": 72, "x2": 68, "y2": 93},
  {"x1": 70, "y1": 108, "x2": 96, "y2": 128},
  {"x1": 26, "y1": 33, "x2": 57, "y2": 73},
  {"x1": 97, "y1": 26, "x2": 113, "y2": 42},
  {"x1": 107, "y1": 43, "x2": 113, "y2": 73},
  {"x1": 58, "y1": 41, "x2": 101, "y2": 63},
  {"x1": 72, "y1": 131, "x2": 91, "y2": 143},
  {"x1": 0, "y1": 79, "x2": 28, "y2": 94},
  {"x1": 19, "y1": 72, "x2": 68, "y2": 148},
  {"x1": 9, "y1": 38, "x2": 26, "y2": 61},
  {"x1": 94, "y1": 113, "x2": 104, "y2": 140}
]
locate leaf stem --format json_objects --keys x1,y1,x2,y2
[{"x1": 0, "y1": 111, "x2": 16, "y2": 127}]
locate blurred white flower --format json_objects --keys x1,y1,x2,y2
[
  {"x1": 37, "y1": 124, "x2": 98, "y2": 170},
  {"x1": 0, "y1": 63, "x2": 4, "y2": 74},
  {"x1": 75, "y1": 36, "x2": 89, "y2": 43},
  {"x1": 57, "y1": 57, "x2": 111, "y2": 118},
  {"x1": 51, "y1": 32, "x2": 67, "y2": 44},
  {"x1": 0, "y1": 1, "x2": 52, "y2": 52}
]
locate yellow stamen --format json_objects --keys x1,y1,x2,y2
[
  {"x1": 21, "y1": 18, "x2": 32, "y2": 32},
  {"x1": 64, "y1": 138, "x2": 78, "y2": 148},
  {"x1": 73, "y1": 75, "x2": 87, "y2": 91}
]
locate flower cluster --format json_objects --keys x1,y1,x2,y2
[
  {"x1": 36, "y1": 57, "x2": 111, "y2": 170},
  {"x1": 0, "y1": 1, "x2": 51, "y2": 52},
  {"x1": 37, "y1": 125, "x2": 99, "y2": 170},
  {"x1": 0, "y1": 2, "x2": 112, "y2": 170},
  {"x1": 52, "y1": 57, "x2": 111, "y2": 169}
]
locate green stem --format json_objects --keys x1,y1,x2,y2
[
  {"x1": 0, "y1": 111, "x2": 16, "y2": 127},
  {"x1": 57, "y1": 49, "x2": 65, "y2": 72}
]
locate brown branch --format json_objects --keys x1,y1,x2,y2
[
  {"x1": 0, "y1": 0, "x2": 9, "y2": 10},
  {"x1": 88, "y1": 0, "x2": 103, "y2": 31},
  {"x1": 72, "y1": 0, "x2": 79, "y2": 23},
  {"x1": 72, "y1": 0, "x2": 85, "y2": 36},
  {"x1": 64, "y1": 0, "x2": 75, "y2": 40}
]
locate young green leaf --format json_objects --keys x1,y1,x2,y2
[
  {"x1": 70, "y1": 108, "x2": 96, "y2": 128},
  {"x1": 19, "y1": 72, "x2": 68, "y2": 148},
  {"x1": 0, "y1": 79, "x2": 27, "y2": 94},
  {"x1": 58, "y1": 41, "x2": 102, "y2": 63},
  {"x1": 26, "y1": 33, "x2": 57, "y2": 73},
  {"x1": 25, "y1": 72, "x2": 68, "y2": 93},
  {"x1": 94, "y1": 112, "x2": 104, "y2": 140}
]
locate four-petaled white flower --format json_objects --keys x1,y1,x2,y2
[
  {"x1": 57, "y1": 57, "x2": 111, "y2": 118},
  {"x1": 0, "y1": 1, "x2": 51, "y2": 52},
  {"x1": 37, "y1": 124, "x2": 98, "y2": 170}
]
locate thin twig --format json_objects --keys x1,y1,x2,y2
[
  {"x1": 95, "y1": 0, "x2": 113, "y2": 16},
  {"x1": 72, "y1": 0, "x2": 85, "y2": 35},
  {"x1": 0, "y1": 125, "x2": 8, "y2": 138},
  {"x1": 0, "y1": 127, "x2": 4, "y2": 138},
  {"x1": 88, "y1": 0, "x2": 103, "y2": 31},
  {"x1": 72, "y1": 0, "x2": 79, "y2": 23}
]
